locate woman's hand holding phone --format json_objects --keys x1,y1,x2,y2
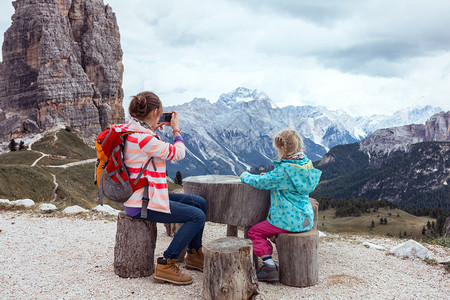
[
  {"x1": 157, "y1": 111, "x2": 180, "y2": 135},
  {"x1": 170, "y1": 112, "x2": 180, "y2": 132}
]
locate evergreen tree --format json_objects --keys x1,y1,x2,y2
[
  {"x1": 380, "y1": 218, "x2": 384, "y2": 225},
  {"x1": 19, "y1": 141, "x2": 25, "y2": 150},
  {"x1": 431, "y1": 221, "x2": 435, "y2": 229},
  {"x1": 384, "y1": 217, "x2": 388, "y2": 225},
  {"x1": 422, "y1": 227, "x2": 426, "y2": 235},
  {"x1": 371, "y1": 220, "x2": 375, "y2": 228},
  {"x1": 8, "y1": 139, "x2": 17, "y2": 152},
  {"x1": 436, "y1": 214, "x2": 446, "y2": 236},
  {"x1": 403, "y1": 231, "x2": 407, "y2": 237},
  {"x1": 174, "y1": 171, "x2": 183, "y2": 185},
  {"x1": 427, "y1": 221, "x2": 431, "y2": 229}
]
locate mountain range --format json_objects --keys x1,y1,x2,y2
[
  {"x1": 158, "y1": 87, "x2": 443, "y2": 178},
  {"x1": 312, "y1": 111, "x2": 449, "y2": 210}
]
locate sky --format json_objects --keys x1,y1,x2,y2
[{"x1": 1, "y1": 0, "x2": 449, "y2": 116}]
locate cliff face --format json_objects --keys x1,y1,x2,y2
[
  {"x1": 425, "y1": 111, "x2": 449, "y2": 142},
  {"x1": 359, "y1": 111, "x2": 449, "y2": 158},
  {"x1": 0, "y1": 0, "x2": 124, "y2": 141}
]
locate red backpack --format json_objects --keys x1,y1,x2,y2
[{"x1": 94, "y1": 126, "x2": 155, "y2": 216}]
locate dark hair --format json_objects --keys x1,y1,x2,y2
[{"x1": 129, "y1": 91, "x2": 162, "y2": 121}]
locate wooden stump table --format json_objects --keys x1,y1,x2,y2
[
  {"x1": 114, "y1": 212, "x2": 157, "y2": 278},
  {"x1": 184, "y1": 175, "x2": 270, "y2": 235}
]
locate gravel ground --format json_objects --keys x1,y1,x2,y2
[{"x1": 0, "y1": 211, "x2": 448, "y2": 300}]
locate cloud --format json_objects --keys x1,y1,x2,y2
[{"x1": 1, "y1": 0, "x2": 449, "y2": 117}]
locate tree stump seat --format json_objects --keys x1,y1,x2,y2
[
  {"x1": 275, "y1": 230, "x2": 319, "y2": 287},
  {"x1": 203, "y1": 237, "x2": 259, "y2": 300},
  {"x1": 114, "y1": 212, "x2": 157, "y2": 278}
]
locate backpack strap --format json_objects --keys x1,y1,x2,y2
[
  {"x1": 141, "y1": 185, "x2": 149, "y2": 218},
  {"x1": 136, "y1": 158, "x2": 156, "y2": 218},
  {"x1": 133, "y1": 157, "x2": 155, "y2": 185},
  {"x1": 101, "y1": 127, "x2": 114, "y2": 147},
  {"x1": 98, "y1": 166, "x2": 107, "y2": 206}
]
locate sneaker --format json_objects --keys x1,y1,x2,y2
[
  {"x1": 185, "y1": 246, "x2": 204, "y2": 272},
  {"x1": 256, "y1": 264, "x2": 279, "y2": 282},
  {"x1": 153, "y1": 257, "x2": 193, "y2": 285}
]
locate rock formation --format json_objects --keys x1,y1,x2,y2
[
  {"x1": 0, "y1": 0, "x2": 124, "y2": 142},
  {"x1": 359, "y1": 111, "x2": 449, "y2": 156},
  {"x1": 425, "y1": 111, "x2": 449, "y2": 142}
]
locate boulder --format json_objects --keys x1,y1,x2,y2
[
  {"x1": 39, "y1": 203, "x2": 58, "y2": 211},
  {"x1": 390, "y1": 240, "x2": 433, "y2": 260},
  {"x1": 362, "y1": 242, "x2": 385, "y2": 250},
  {"x1": 93, "y1": 204, "x2": 120, "y2": 216},
  {"x1": 11, "y1": 199, "x2": 35, "y2": 207},
  {"x1": 63, "y1": 205, "x2": 89, "y2": 214}
]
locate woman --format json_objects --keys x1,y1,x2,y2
[{"x1": 114, "y1": 91, "x2": 206, "y2": 285}]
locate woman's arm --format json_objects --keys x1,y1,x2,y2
[{"x1": 141, "y1": 111, "x2": 185, "y2": 161}]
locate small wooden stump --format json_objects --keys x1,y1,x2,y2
[
  {"x1": 164, "y1": 223, "x2": 182, "y2": 237},
  {"x1": 275, "y1": 230, "x2": 319, "y2": 287},
  {"x1": 114, "y1": 212, "x2": 157, "y2": 278},
  {"x1": 203, "y1": 237, "x2": 258, "y2": 300}
]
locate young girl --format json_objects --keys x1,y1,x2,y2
[
  {"x1": 240, "y1": 129, "x2": 322, "y2": 282},
  {"x1": 115, "y1": 91, "x2": 206, "y2": 285}
]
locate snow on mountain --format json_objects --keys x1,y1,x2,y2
[
  {"x1": 158, "y1": 87, "x2": 441, "y2": 178},
  {"x1": 356, "y1": 105, "x2": 443, "y2": 134}
]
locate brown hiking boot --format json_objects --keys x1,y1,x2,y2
[
  {"x1": 153, "y1": 257, "x2": 193, "y2": 285},
  {"x1": 185, "y1": 246, "x2": 204, "y2": 271}
]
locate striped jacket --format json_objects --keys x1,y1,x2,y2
[{"x1": 112, "y1": 119, "x2": 186, "y2": 214}]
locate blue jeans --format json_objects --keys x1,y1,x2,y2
[{"x1": 132, "y1": 193, "x2": 207, "y2": 259}]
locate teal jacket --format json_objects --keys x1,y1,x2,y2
[{"x1": 240, "y1": 156, "x2": 322, "y2": 232}]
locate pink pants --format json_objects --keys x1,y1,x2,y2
[{"x1": 248, "y1": 220, "x2": 292, "y2": 257}]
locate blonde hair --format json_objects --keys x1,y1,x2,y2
[
  {"x1": 128, "y1": 91, "x2": 162, "y2": 121},
  {"x1": 273, "y1": 129, "x2": 304, "y2": 159}
]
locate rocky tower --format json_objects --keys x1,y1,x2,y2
[{"x1": 0, "y1": 0, "x2": 124, "y2": 141}]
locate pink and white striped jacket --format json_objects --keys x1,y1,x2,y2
[{"x1": 112, "y1": 119, "x2": 185, "y2": 214}]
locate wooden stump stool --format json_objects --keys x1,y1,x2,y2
[
  {"x1": 114, "y1": 212, "x2": 157, "y2": 278},
  {"x1": 203, "y1": 237, "x2": 259, "y2": 300},
  {"x1": 275, "y1": 230, "x2": 319, "y2": 287}
]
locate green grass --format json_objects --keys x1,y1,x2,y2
[
  {"x1": 0, "y1": 150, "x2": 43, "y2": 165},
  {"x1": 31, "y1": 128, "x2": 96, "y2": 159},
  {"x1": 46, "y1": 163, "x2": 100, "y2": 209},
  {"x1": 318, "y1": 207, "x2": 434, "y2": 239},
  {"x1": 0, "y1": 165, "x2": 54, "y2": 201}
]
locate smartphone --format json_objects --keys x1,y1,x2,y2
[{"x1": 159, "y1": 112, "x2": 172, "y2": 123}]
